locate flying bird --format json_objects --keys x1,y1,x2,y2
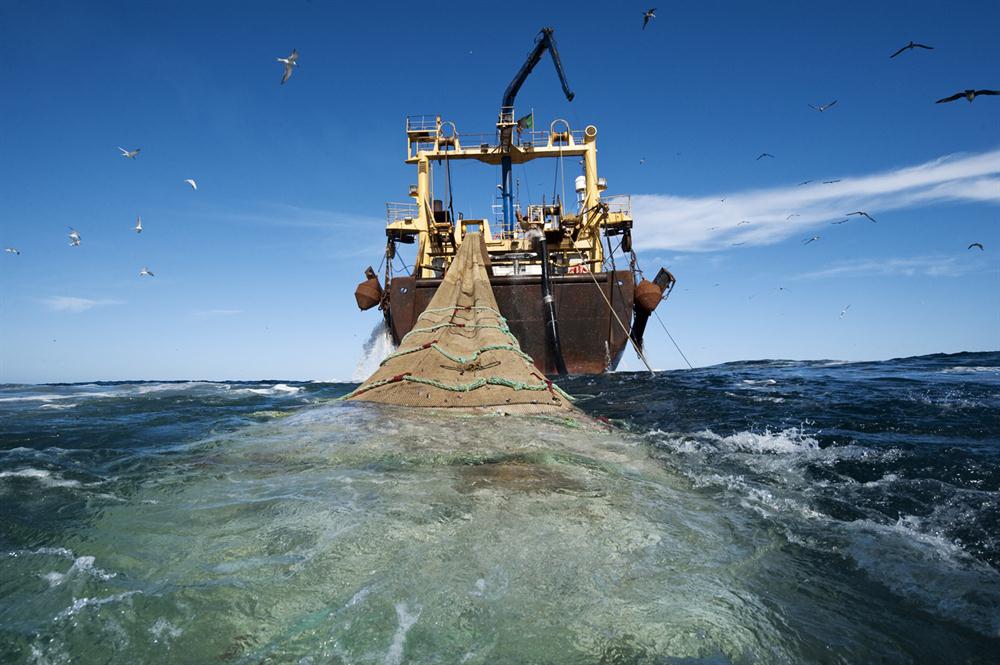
[
  {"x1": 840, "y1": 304, "x2": 851, "y2": 319},
  {"x1": 968, "y1": 242, "x2": 984, "y2": 251},
  {"x1": 935, "y1": 89, "x2": 1000, "y2": 104},
  {"x1": 68, "y1": 228, "x2": 81, "y2": 246},
  {"x1": 184, "y1": 179, "x2": 198, "y2": 190},
  {"x1": 809, "y1": 100, "x2": 838, "y2": 112},
  {"x1": 737, "y1": 220, "x2": 751, "y2": 226},
  {"x1": 135, "y1": 216, "x2": 142, "y2": 233},
  {"x1": 786, "y1": 214, "x2": 800, "y2": 220},
  {"x1": 756, "y1": 153, "x2": 775, "y2": 160},
  {"x1": 642, "y1": 8, "x2": 656, "y2": 30},
  {"x1": 731, "y1": 242, "x2": 746, "y2": 246},
  {"x1": 890, "y1": 41, "x2": 934, "y2": 58},
  {"x1": 831, "y1": 219, "x2": 849, "y2": 225},
  {"x1": 822, "y1": 179, "x2": 842, "y2": 184},
  {"x1": 803, "y1": 235, "x2": 820, "y2": 245},
  {"x1": 118, "y1": 147, "x2": 140, "y2": 159},
  {"x1": 276, "y1": 48, "x2": 298, "y2": 85},
  {"x1": 639, "y1": 157, "x2": 646, "y2": 165},
  {"x1": 799, "y1": 180, "x2": 814, "y2": 186},
  {"x1": 5, "y1": 248, "x2": 20, "y2": 255},
  {"x1": 139, "y1": 267, "x2": 154, "y2": 277},
  {"x1": 846, "y1": 211, "x2": 877, "y2": 223}
]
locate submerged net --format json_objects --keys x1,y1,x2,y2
[{"x1": 346, "y1": 234, "x2": 575, "y2": 412}]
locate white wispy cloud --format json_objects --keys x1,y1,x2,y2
[
  {"x1": 42, "y1": 296, "x2": 124, "y2": 312},
  {"x1": 193, "y1": 309, "x2": 243, "y2": 316},
  {"x1": 632, "y1": 148, "x2": 1000, "y2": 251},
  {"x1": 796, "y1": 255, "x2": 979, "y2": 280}
]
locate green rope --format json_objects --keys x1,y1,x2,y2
[
  {"x1": 419, "y1": 305, "x2": 506, "y2": 320},
  {"x1": 380, "y1": 343, "x2": 533, "y2": 367},
  {"x1": 342, "y1": 373, "x2": 575, "y2": 402},
  {"x1": 402, "y1": 321, "x2": 518, "y2": 346}
]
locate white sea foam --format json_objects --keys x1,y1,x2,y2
[
  {"x1": 56, "y1": 591, "x2": 140, "y2": 620},
  {"x1": 656, "y1": 428, "x2": 820, "y2": 455},
  {"x1": 353, "y1": 321, "x2": 397, "y2": 382},
  {"x1": 940, "y1": 366, "x2": 1000, "y2": 374},
  {"x1": 0, "y1": 468, "x2": 81, "y2": 488},
  {"x1": 0, "y1": 391, "x2": 116, "y2": 404},
  {"x1": 38, "y1": 402, "x2": 78, "y2": 410},
  {"x1": 384, "y1": 602, "x2": 421, "y2": 665},
  {"x1": 239, "y1": 383, "x2": 303, "y2": 396},
  {"x1": 149, "y1": 617, "x2": 183, "y2": 643}
]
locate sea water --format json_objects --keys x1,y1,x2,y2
[{"x1": 1, "y1": 352, "x2": 997, "y2": 663}]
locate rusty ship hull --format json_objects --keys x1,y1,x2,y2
[{"x1": 385, "y1": 270, "x2": 635, "y2": 375}]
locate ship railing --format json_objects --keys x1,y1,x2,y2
[
  {"x1": 386, "y1": 201, "x2": 420, "y2": 224},
  {"x1": 601, "y1": 194, "x2": 631, "y2": 216},
  {"x1": 405, "y1": 127, "x2": 587, "y2": 152},
  {"x1": 406, "y1": 115, "x2": 438, "y2": 133}
]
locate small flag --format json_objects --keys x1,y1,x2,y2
[{"x1": 516, "y1": 112, "x2": 533, "y2": 133}]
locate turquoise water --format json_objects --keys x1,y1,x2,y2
[{"x1": 1, "y1": 353, "x2": 998, "y2": 663}]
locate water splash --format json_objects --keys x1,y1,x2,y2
[{"x1": 352, "y1": 321, "x2": 397, "y2": 382}]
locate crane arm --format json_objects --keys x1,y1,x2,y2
[{"x1": 501, "y1": 27, "x2": 575, "y2": 109}]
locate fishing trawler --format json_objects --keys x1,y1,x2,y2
[{"x1": 354, "y1": 28, "x2": 674, "y2": 375}]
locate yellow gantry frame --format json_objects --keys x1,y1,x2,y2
[{"x1": 387, "y1": 116, "x2": 632, "y2": 278}]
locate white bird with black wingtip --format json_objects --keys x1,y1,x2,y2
[{"x1": 276, "y1": 49, "x2": 298, "y2": 85}]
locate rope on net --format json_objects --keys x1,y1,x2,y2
[
  {"x1": 341, "y1": 372, "x2": 575, "y2": 402},
  {"x1": 379, "y1": 341, "x2": 534, "y2": 368}
]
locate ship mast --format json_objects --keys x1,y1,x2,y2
[{"x1": 498, "y1": 28, "x2": 574, "y2": 233}]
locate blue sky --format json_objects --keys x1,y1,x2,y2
[{"x1": 0, "y1": 0, "x2": 997, "y2": 383}]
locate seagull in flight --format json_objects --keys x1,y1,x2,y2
[
  {"x1": 809, "y1": 100, "x2": 838, "y2": 112},
  {"x1": 890, "y1": 41, "x2": 934, "y2": 58},
  {"x1": 737, "y1": 220, "x2": 751, "y2": 226},
  {"x1": 135, "y1": 216, "x2": 142, "y2": 233},
  {"x1": 786, "y1": 214, "x2": 800, "y2": 220},
  {"x1": 803, "y1": 235, "x2": 820, "y2": 245},
  {"x1": 968, "y1": 242, "x2": 984, "y2": 251},
  {"x1": 68, "y1": 228, "x2": 81, "y2": 246},
  {"x1": 840, "y1": 304, "x2": 851, "y2": 319},
  {"x1": 846, "y1": 211, "x2": 877, "y2": 223},
  {"x1": 799, "y1": 180, "x2": 814, "y2": 186},
  {"x1": 5, "y1": 247, "x2": 20, "y2": 255},
  {"x1": 118, "y1": 147, "x2": 141, "y2": 159},
  {"x1": 822, "y1": 179, "x2": 842, "y2": 184},
  {"x1": 831, "y1": 219, "x2": 849, "y2": 225},
  {"x1": 756, "y1": 153, "x2": 775, "y2": 160},
  {"x1": 184, "y1": 179, "x2": 198, "y2": 190},
  {"x1": 139, "y1": 267, "x2": 154, "y2": 277},
  {"x1": 731, "y1": 242, "x2": 746, "y2": 246},
  {"x1": 639, "y1": 157, "x2": 646, "y2": 165},
  {"x1": 276, "y1": 48, "x2": 298, "y2": 85},
  {"x1": 935, "y1": 89, "x2": 1000, "y2": 104},
  {"x1": 642, "y1": 8, "x2": 656, "y2": 30}
]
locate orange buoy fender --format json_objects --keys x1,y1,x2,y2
[
  {"x1": 354, "y1": 267, "x2": 383, "y2": 311},
  {"x1": 635, "y1": 279, "x2": 664, "y2": 314}
]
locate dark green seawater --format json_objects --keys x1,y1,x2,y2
[{"x1": 1, "y1": 352, "x2": 998, "y2": 663}]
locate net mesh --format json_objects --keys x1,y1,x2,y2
[{"x1": 346, "y1": 234, "x2": 575, "y2": 412}]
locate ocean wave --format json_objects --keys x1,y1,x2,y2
[
  {"x1": 238, "y1": 383, "x2": 303, "y2": 396},
  {"x1": 654, "y1": 428, "x2": 820, "y2": 455},
  {"x1": 0, "y1": 468, "x2": 82, "y2": 488},
  {"x1": 940, "y1": 366, "x2": 1000, "y2": 374}
]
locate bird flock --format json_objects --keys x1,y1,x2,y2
[
  {"x1": 4, "y1": 49, "x2": 300, "y2": 265},
  {"x1": 682, "y1": 33, "x2": 990, "y2": 256}
]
